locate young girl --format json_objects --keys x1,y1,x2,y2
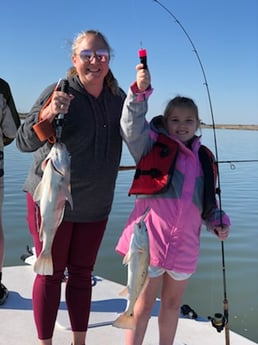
[{"x1": 115, "y1": 64, "x2": 230, "y2": 345}]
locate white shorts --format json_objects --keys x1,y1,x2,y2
[{"x1": 148, "y1": 265, "x2": 192, "y2": 281}]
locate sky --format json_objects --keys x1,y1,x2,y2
[{"x1": 1, "y1": 0, "x2": 257, "y2": 124}]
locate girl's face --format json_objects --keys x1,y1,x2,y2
[
  {"x1": 72, "y1": 34, "x2": 110, "y2": 87},
  {"x1": 166, "y1": 107, "x2": 199, "y2": 144}
]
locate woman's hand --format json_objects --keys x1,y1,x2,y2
[{"x1": 41, "y1": 91, "x2": 74, "y2": 123}]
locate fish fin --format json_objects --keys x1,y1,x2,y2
[
  {"x1": 123, "y1": 249, "x2": 144, "y2": 265},
  {"x1": 112, "y1": 313, "x2": 135, "y2": 329},
  {"x1": 119, "y1": 286, "x2": 129, "y2": 297},
  {"x1": 66, "y1": 193, "x2": 73, "y2": 209},
  {"x1": 54, "y1": 207, "x2": 65, "y2": 228},
  {"x1": 41, "y1": 158, "x2": 50, "y2": 171},
  {"x1": 38, "y1": 225, "x2": 44, "y2": 241},
  {"x1": 122, "y1": 252, "x2": 131, "y2": 265},
  {"x1": 33, "y1": 252, "x2": 53, "y2": 275},
  {"x1": 33, "y1": 182, "x2": 43, "y2": 202}
]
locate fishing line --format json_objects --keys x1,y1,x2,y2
[
  {"x1": 219, "y1": 160, "x2": 258, "y2": 163},
  {"x1": 151, "y1": 1, "x2": 230, "y2": 343},
  {"x1": 219, "y1": 159, "x2": 258, "y2": 170}
]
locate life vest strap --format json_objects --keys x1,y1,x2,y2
[{"x1": 135, "y1": 168, "x2": 162, "y2": 179}]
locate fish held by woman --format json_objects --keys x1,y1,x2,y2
[
  {"x1": 113, "y1": 208, "x2": 150, "y2": 329},
  {"x1": 33, "y1": 142, "x2": 73, "y2": 275}
]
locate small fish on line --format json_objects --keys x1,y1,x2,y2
[{"x1": 113, "y1": 207, "x2": 150, "y2": 330}]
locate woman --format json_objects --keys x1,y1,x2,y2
[{"x1": 16, "y1": 30, "x2": 125, "y2": 345}]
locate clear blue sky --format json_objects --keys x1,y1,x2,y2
[{"x1": 1, "y1": 0, "x2": 257, "y2": 124}]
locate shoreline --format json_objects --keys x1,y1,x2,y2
[{"x1": 201, "y1": 124, "x2": 258, "y2": 130}]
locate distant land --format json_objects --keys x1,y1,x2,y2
[
  {"x1": 18, "y1": 113, "x2": 258, "y2": 130},
  {"x1": 201, "y1": 123, "x2": 258, "y2": 130}
]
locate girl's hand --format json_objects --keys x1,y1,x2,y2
[
  {"x1": 214, "y1": 226, "x2": 229, "y2": 241},
  {"x1": 136, "y1": 64, "x2": 151, "y2": 92}
]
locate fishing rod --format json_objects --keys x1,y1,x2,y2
[
  {"x1": 119, "y1": 159, "x2": 258, "y2": 171},
  {"x1": 219, "y1": 160, "x2": 258, "y2": 170},
  {"x1": 219, "y1": 159, "x2": 258, "y2": 163},
  {"x1": 151, "y1": 1, "x2": 230, "y2": 343}
]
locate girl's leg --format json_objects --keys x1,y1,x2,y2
[
  {"x1": 26, "y1": 193, "x2": 73, "y2": 342},
  {"x1": 158, "y1": 273, "x2": 189, "y2": 345},
  {"x1": 125, "y1": 276, "x2": 162, "y2": 345},
  {"x1": 66, "y1": 220, "x2": 107, "y2": 345}
]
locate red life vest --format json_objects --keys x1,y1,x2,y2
[
  {"x1": 128, "y1": 134, "x2": 179, "y2": 195},
  {"x1": 128, "y1": 134, "x2": 218, "y2": 220}
]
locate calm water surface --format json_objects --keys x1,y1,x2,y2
[{"x1": 2, "y1": 129, "x2": 258, "y2": 343}]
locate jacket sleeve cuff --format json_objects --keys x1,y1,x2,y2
[
  {"x1": 130, "y1": 81, "x2": 153, "y2": 102},
  {"x1": 205, "y1": 209, "x2": 231, "y2": 231},
  {"x1": 32, "y1": 119, "x2": 56, "y2": 142}
]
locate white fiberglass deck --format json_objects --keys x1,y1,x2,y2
[{"x1": 1, "y1": 266, "x2": 256, "y2": 345}]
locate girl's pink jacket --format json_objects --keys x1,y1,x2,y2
[{"x1": 116, "y1": 87, "x2": 230, "y2": 274}]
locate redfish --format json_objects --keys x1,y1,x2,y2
[
  {"x1": 33, "y1": 142, "x2": 73, "y2": 275},
  {"x1": 113, "y1": 208, "x2": 150, "y2": 329}
]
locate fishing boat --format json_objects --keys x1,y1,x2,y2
[{"x1": 1, "y1": 263, "x2": 256, "y2": 345}]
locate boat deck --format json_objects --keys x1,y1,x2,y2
[{"x1": 1, "y1": 265, "x2": 256, "y2": 345}]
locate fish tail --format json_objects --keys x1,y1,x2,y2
[
  {"x1": 33, "y1": 252, "x2": 53, "y2": 275},
  {"x1": 112, "y1": 313, "x2": 135, "y2": 330}
]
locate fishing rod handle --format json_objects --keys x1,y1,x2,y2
[
  {"x1": 138, "y1": 48, "x2": 148, "y2": 69},
  {"x1": 56, "y1": 79, "x2": 70, "y2": 140},
  {"x1": 60, "y1": 79, "x2": 69, "y2": 94},
  {"x1": 57, "y1": 79, "x2": 69, "y2": 121}
]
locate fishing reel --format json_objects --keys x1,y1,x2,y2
[{"x1": 208, "y1": 312, "x2": 227, "y2": 332}]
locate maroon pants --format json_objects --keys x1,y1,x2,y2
[{"x1": 26, "y1": 193, "x2": 107, "y2": 339}]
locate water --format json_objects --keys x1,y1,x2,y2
[{"x1": 2, "y1": 129, "x2": 258, "y2": 343}]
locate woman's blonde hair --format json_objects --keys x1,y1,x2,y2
[{"x1": 67, "y1": 30, "x2": 121, "y2": 96}]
